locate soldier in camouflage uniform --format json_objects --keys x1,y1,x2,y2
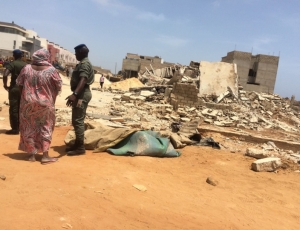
[
  {"x1": 66, "y1": 44, "x2": 94, "y2": 156},
  {"x1": 2, "y1": 49, "x2": 26, "y2": 135}
]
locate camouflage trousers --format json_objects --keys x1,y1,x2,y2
[
  {"x1": 8, "y1": 85, "x2": 20, "y2": 130},
  {"x1": 72, "y1": 91, "x2": 92, "y2": 141}
]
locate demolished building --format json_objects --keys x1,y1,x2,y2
[
  {"x1": 222, "y1": 51, "x2": 279, "y2": 94},
  {"x1": 122, "y1": 53, "x2": 175, "y2": 78}
]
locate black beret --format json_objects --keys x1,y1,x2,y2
[
  {"x1": 74, "y1": 44, "x2": 87, "y2": 50},
  {"x1": 13, "y1": 49, "x2": 22, "y2": 54}
]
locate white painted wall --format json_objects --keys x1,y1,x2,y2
[
  {"x1": 38, "y1": 37, "x2": 48, "y2": 49},
  {"x1": 0, "y1": 32, "x2": 25, "y2": 51},
  {"x1": 26, "y1": 29, "x2": 37, "y2": 38},
  {"x1": 199, "y1": 61, "x2": 238, "y2": 96}
]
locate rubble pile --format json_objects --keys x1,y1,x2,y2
[
  {"x1": 245, "y1": 141, "x2": 300, "y2": 172},
  {"x1": 138, "y1": 63, "x2": 200, "y2": 87},
  {"x1": 196, "y1": 88, "x2": 300, "y2": 132}
]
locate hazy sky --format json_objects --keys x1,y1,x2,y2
[{"x1": 2, "y1": 0, "x2": 300, "y2": 98}]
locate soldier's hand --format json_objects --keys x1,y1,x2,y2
[
  {"x1": 4, "y1": 85, "x2": 9, "y2": 91},
  {"x1": 66, "y1": 94, "x2": 77, "y2": 107}
]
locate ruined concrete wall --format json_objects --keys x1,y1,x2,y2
[
  {"x1": 122, "y1": 59, "x2": 139, "y2": 72},
  {"x1": 171, "y1": 83, "x2": 199, "y2": 107},
  {"x1": 222, "y1": 51, "x2": 252, "y2": 90},
  {"x1": 140, "y1": 59, "x2": 174, "y2": 73},
  {"x1": 222, "y1": 51, "x2": 279, "y2": 94},
  {"x1": 199, "y1": 61, "x2": 238, "y2": 97},
  {"x1": 254, "y1": 55, "x2": 279, "y2": 94}
]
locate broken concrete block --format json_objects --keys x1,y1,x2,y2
[
  {"x1": 171, "y1": 115, "x2": 180, "y2": 120},
  {"x1": 237, "y1": 124, "x2": 246, "y2": 129},
  {"x1": 204, "y1": 118, "x2": 213, "y2": 124},
  {"x1": 180, "y1": 117, "x2": 191, "y2": 122},
  {"x1": 261, "y1": 144, "x2": 275, "y2": 151},
  {"x1": 240, "y1": 97, "x2": 249, "y2": 101},
  {"x1": 124, "y1": 103, "x2": 135, "y2": 107},
  {"x1": 177, "y1": 108, "x2": 188, "y2": 117},
  {"x1": 201, "y1": 109, "x2": 219, "y2": 118},
  {"x1": 140, "y1": 90, "x2": 155, "y2": 97},
  {"x1": 113, "y1": 95, "x2": 122, "y2": 100},
  {"x1": 216, "y1": 90, "x2": 230, "y2": 103},
  {"x1": 249, "y1": 116, "x2": 258, "y2": 123},
  {"x1": 163, "y1": 115, "x2": 171, "y2": 120},
  {"x1": 214, "y1": 121, "x2": 224, "y2": 126},
  {"x1": 251, "y1": 157, "x2": 282, "y2": 172},
  {"x1": 247, "y1": 92, "x2": 258, "y2": 101},
  {"x1": 125, "y1": 122, "x2": 141, "y2": 128},
  {"x1": 110, "y1": 117, "x2": 125, "y2": 122},
  {"x1": 129, "y1": 96, "x2": 139, "y2": 100},
  {"x1": 187, "y1": 107, "x2": 196, "y2": 112},
  {"x1": 170, "y1": 134, "x2": 185, "y2": 149},
  {"x1": 179, "y1": 134, "x2": 194, "y2": 145},
  {"x1": 140, "y1": 117, "x2": 149, "y2": 122},
  {"x1": 246, "y1": 148, "x2": 270, "y2": 159},
  {"x1": 230, "y1": 116, "x2": 239, "y2": 121},
  {"x1": 121, "y1": 93, "x2": 132, "y2": 101},
  {"x1": 136, "y1": 96, "x2": 146, "y2": 101}
]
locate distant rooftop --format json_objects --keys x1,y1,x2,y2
[{"x1": 0, "y1": 21, "x2": 26, "y2": 31}]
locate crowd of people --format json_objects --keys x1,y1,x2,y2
[
  {"x1": 0, "y1": 58, "x2": 12, "y2": 68},
  {"x1": 1, "y1": 44, "x2": 95, "y2": 164}
]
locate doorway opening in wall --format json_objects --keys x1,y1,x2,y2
[
  {"x1": 125, "y1": 70, "x2": 138, "y2": 78},
  {"x1": 247, "y1": 68, "x2": 260, "y2": 84}
]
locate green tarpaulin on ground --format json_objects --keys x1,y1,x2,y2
[{"x1": 107, "y1": 130, "x2": 180, "y2": 157}]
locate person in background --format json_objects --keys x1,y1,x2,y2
[
  {"x1": 100, "y1": 74, "x2": 105, "y2": 90},
  {"x1": 2, "y1": 49, "x2": 26, "y2": 134},
  {"x1": 66, "y1": 67, "x2": 69, "y2": 77},
  {"x1": 16, "y1": 49, "x2": 62, "y2": 164},
  {"x1": 65, "y1": 44, "x2": 94, "y2": 156}
]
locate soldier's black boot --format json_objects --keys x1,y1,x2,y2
[
  {"x1": 5, "y1": 129, "x2": 19, "y2": 135},
  {"x1": 67, "y1": 140, "x2": 86, "y2": 156},
  {"x1": 65, "y1": 140, "x2": 78, "y2": 152}
]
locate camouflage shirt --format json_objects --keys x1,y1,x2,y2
[
  {"x1": 6, "y1": 59, "x2": 26, "y2": 87},
  {"x1": 70, "y1": 57, "x2": 94, "y2": 91}
]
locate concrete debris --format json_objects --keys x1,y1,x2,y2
[
  {"x1": 251, "y1": 157, "x2": 282, "y2": 172},
  {"x1": 245, "y1": 148, "x2": 275, "y2": 159},
  {"x1": 133, "y1": 184, "x2": 147, "y2": 192},
  {"x1": 49, "y1": 59, "x2": 300, "y2": 168}
]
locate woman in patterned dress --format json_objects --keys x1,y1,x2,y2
[{"x1": 16, "y1": 49, "x2": 62, "y2": 164}]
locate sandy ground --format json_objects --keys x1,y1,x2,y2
[{"x1": 0, "y1": 74, "x2": 300, "y2": 230}]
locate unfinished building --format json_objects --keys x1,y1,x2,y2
[
  {"x1": 122, "y1": 53, "x2": 175, "y2": 78},
  {"x1": 221, "y1": 51, "x2": 279, "y2": 94}
]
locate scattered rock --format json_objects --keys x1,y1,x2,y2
[
  {"x1": 110, "y1": 117, "x2": 125, "y2": 122},
  {"x1": 133, "y1": 184, "x2": 147, "y2": 192},
  {"x1": 206, "y1": 177, "x2": 218, "y2": 186},
  {"x1": 0, "y1": 175, "x2": 6, "y2": 180}
]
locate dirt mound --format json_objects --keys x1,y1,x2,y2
[{"x1": 110, "y1": 78, "x2": 144, "y2": 91}]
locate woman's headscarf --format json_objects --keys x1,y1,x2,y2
[{"x1": 32, "y1": 48, "x2": 51, "y2": 66}]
